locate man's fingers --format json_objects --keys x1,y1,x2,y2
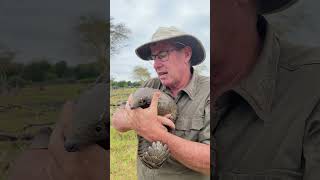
[
  {"x1": 149, "y1": 92, "x2": 161, "y2": 112},
  {"x1": 157, "y1": 116, "x2": 175, "y2": 129}
]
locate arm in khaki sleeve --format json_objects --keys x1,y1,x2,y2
[
  {"x1": 158, "y1": 128, "x2": 210, "y2": 175},
  {"x1": 303, "y1": 101, "x2": 320, "y2": 180},
  {"x1": 160, "y1": 97, "x2": 210, "y2": 175},
  {"x1": 128, "y1": 93, "x2": 210, "y2": 175}
]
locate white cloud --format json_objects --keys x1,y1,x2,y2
[{"x1": 111, "y1": 0, "x2": 210, "y2": 81}]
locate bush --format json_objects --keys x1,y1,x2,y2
[{"x1": 7, "y1": 76, "x2": 27, "y2": 88}]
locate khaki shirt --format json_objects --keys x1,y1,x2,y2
[
  {"x1": 137, "y1": 72, "x2": 210, "y2": 180},
  {"x1": 212, "y1": 16, "x2": 320, "y2": 180}
]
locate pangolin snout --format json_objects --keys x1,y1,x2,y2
[{"x1": 64, "y1": 143, "x2": 80, "y2": 152}]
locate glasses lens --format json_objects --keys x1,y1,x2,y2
[{"x1": 158, "y1": 51, "x2": 168, "y2": 60}]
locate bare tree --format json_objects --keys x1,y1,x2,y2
[
  {"x1": 76, "y1": 16, "x2": 108, "y2": 73},
  {"x1": 110, "y1": 18, "x2": 131, "y2": 56},
  {"x1": 76, "y1": 16, "x2": 130, "y2": 84}
]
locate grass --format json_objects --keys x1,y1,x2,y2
[
  {"x1": 0, "y1": 85, "x2": 138, "y2": 180},
  {"x1": 0, "y1": 83, "x2": 89, "y2": 180},
  {"x1": 110, "y1": 88, "x2": 138, "y2": 180},
  {"x1": 110, "y1": 128, "x2": 138, "y2": 180}
]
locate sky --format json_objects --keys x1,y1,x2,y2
[
  {"x1": 0, "y1": 0, "x2": 106, "y2": 65},
  {"x1": 110, "y1": 0, "x2": 210, "y2": 81}
]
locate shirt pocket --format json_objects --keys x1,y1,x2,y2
[{"x1": 173, "y1": 116, "x2": 204, "y2": 142}]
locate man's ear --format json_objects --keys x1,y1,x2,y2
[{"x1": 183, "y1": 46, "x2": 192, "y2": 64}]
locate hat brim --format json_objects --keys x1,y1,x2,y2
[
  {"x1": 135, "y1": 35, "x2": 206, "y2": 66},
  {"x1": 258, "y1": 0, "x2": 299, "y2": 14}
]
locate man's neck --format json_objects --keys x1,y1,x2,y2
[
  {"x1": 169, "y1": 71, "x2": 192, "y2": 97},
  {"x1": 212, "y1": 25, "x2": 262, "y2": 99}
]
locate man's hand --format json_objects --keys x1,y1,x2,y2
[
  {"x1": 124, "y1": 92, "x2": 175, "y2": 142},
  {"x1": 112, "y1": 92, "x2": 175, "y2": 140}
]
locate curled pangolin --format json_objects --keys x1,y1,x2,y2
[{"x1": 130, "y1": 87, "x2": 177, "y2": 169}]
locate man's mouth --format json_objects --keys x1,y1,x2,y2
[{"x1": 158, "y1": 72, "x2": 168, "y2": 76}]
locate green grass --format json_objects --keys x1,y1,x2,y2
[
  {"x1": 110, "y1": 128, "x2": 138, "y2": 180},
  {"x1": 110, "y1": 88, "x2": 138, "y2": 180},
  {"x1": 0, "y1": 83, "x2": 89, "y2": 180},
  {"x1": 0, "y1": 84, "x2": 87, "y2": 132}
]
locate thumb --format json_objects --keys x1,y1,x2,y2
[{"x1": 149, "y1": 91, "x2": 161, "y2": 112}]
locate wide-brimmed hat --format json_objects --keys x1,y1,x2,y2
[
  {"x1": 135, "y1": 26, "x2": 206, "y2": 66},
  {"x1": 258, "y1": 0, "x2": 299, "y2": 14}
]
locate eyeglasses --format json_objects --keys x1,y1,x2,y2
[{"x1": 149, "y1": 49, "x2": 177, "y2": 62}]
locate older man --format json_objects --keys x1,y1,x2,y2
[
  {"x1": 212, "y1": 0, "x2": 320, "y2": 179},
  {"x1": 112, "y1": 27, "x2": 210, "y2": 180}
]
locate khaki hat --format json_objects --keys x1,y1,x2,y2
[
  {"x1": 135, "y1": 26, "x2": 206, "y2": 66},
  {"x1": 258, "y1": 0, "x2": 299, "y2": 14}
]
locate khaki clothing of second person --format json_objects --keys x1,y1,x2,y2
[
  {"x1": 137, "y1": 71, "x2": 210, "y2": 180},
  {"x1": 212, "y1": 16, "x2": 320, "y2": 180}
]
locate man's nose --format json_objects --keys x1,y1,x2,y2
[{"x1": 153, "y1": 59, "x2": 163, "y2": 68}]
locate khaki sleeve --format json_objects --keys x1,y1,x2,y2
[{"x1": 199, "y1": 96, "x2": 210, "y2": 145}]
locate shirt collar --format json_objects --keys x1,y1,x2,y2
[
  {"x1": 181, "y1": 70, "x2": 199, "y2": 100},
  {"x1": 232, "y1": 16, "x2": 280, "y2": 121},
  {"x1": 160, "y1": 68, "x2": 199, "y2": 100}
]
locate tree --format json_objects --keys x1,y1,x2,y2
[
  {"x1": 73, "y1": 63, "x2": 100, "y2": 80},
  {"x1": 54, "y1": 61, "x2": 68, "y2": 78},
  {"x1": 110, "y1": 18, "x2": 131, "y2": 56},
  {"x1": 23, "y1": 59, "x2": 51, "y2": 82},
  {"x1": 76, "y1": 16, "x2": 130, "y2": 85},
  {"x1": 132, "y1": 66, "x2": 151, "y2": 83},
  {"x1": 76, "y1": 15, "x2": 109, "y2": 79},
  {"x1": 0, "y1": 46, "x2": 17, "y2": 94}
]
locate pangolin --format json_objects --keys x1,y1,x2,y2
[
  {"x1": 64, "y1": 83, "x2": 109, "y2": 152},
  {"x1": 130, "y1": 87, "x2": 177, "y2": 169}
]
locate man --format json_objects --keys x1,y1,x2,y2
[
  {"x1": 112, "y1": 27, "x2": 210, "y2": 179},
  {"x1": 212, "y1": 0, "x2": 320, "y2": 179}
]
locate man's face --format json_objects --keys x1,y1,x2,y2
[{"x1": 150, "y1": 41, "x2": 191, "y2": 88}]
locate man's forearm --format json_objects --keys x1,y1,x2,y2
[
  {"x1": 159, "y1": 131, "x2": 210, "y2": 175},
  {"x1": 111, "y1": 108, "x2": 131, "y2": 132}
]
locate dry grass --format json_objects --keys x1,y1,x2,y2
[{"x1": 110, "y1": 88, "x2": 138, "y2": 180}]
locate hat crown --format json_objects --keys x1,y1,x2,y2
[{"x1": 151, "y1": 26, "x2": 187, "y2": 42}]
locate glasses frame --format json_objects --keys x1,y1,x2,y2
[
  {"x1": 149, "y1": 48, "x2": 177, "y2": 62},
  {"x1": 148, "y1": 41, "x2": 187, "y2": 62}
]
